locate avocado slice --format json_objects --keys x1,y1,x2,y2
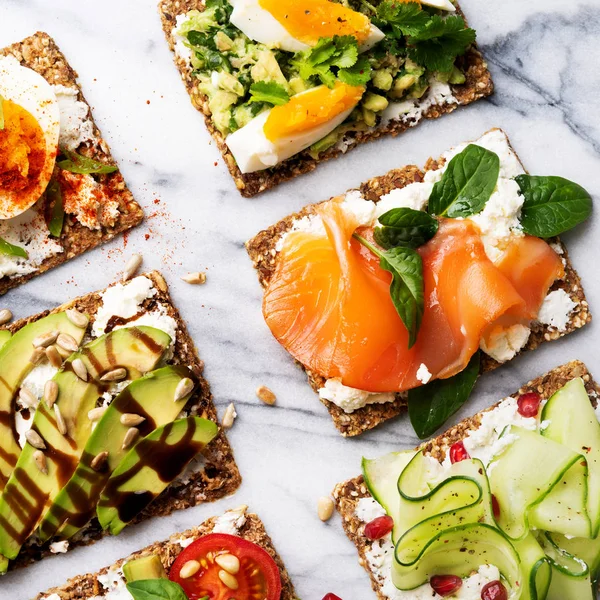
[
  {"x1": 0, "y1": 330, "x2": 11, "y2": 351},
  {"x1": 97, "y1": 416, "x2": 218, "y2": 535},
  {"x1": 0, "y1": 312, "x2": 87, "y2": 490},
  {"x1": 0, "y1": 326, "x2": 171, "y2": 561},
  {"x1": 38, "y1": 365, "x2": 197, "y2": 543},
  {"x1": 123, "y1": 555, "x2": 168, "y2": 582}
]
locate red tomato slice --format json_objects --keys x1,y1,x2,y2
[{"x1": 169, "y1": 533, "x2": 282, "y2": 600}]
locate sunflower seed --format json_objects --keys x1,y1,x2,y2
[
  {"x1": 72, "y1": 358, "x2": 88, "y2": 381},
  {"x1": 120, "y1": 413, "x2": 145, "y2": 427},
  {"x1": 0, "y1": 309, "x2": 12, "y2": 326},
  {"x1": 256, "y1": 385, "x2": 276, "y2": 405},
  {"x1": 33, "y1": 450, "x2": 48, "y2": 474},
  {"x1": 44, "y1": 381, "x2": 59, "y2": 408},
  {"x1": 181, "y1": 272, "x2": 206, "y2": 285},
  {"x1": 54, "y1": 404, "x2": 67, "y2": 435},
  {"x1": 317, "y1": 496, "x2": 335, "y2": 522},
  {"x1": 25, "y1": 429, "x2": 46, "y2": 450},
  {"x1": 174, "y1": 377, "x2": 194, "y2": 402},
  {"x1": 29, "y1": 347, "x2": 46, "y2": 365},
  {"x1": 222, "y1": 403, "x2": 237, "y2": 429},
  {"x1": 65, "y1": 308, "x2": 89, "y2": 329},
  {"x1": 88, "y1": 406, "x2": 108, "y2": 422},
  {"x1": 46, "y1": 345, "x2": 63, "y2": 368},
  {"x1": 56, "y1": 333, "x2": 79, "y2": 353},
  {"x1": 122, "y1": 427, "x2": 139, "y2": 450},
  {"x1": 122, "y1": 254, "x2": 143, "y2": 282},
  {"x1": 100, "y1": 368, "x2": 127, "y2": 382},
  {"x1": 18, "y1": 387, "x2": 38, "y2": 409},
  {"x1": 32, "y1": 331, "x2": 59, "y2": 348},
  {"x1": 91, "y1": 451, "x2": 109, "y2": 471}
]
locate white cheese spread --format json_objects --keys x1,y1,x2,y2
[
  {"x1": 355, "y1": 497, "x2": 387, "y2": 522},
  {"x1": 176, "y1": 536, "x2": 195, "y2": 548},
  {"x1": 319, "y1": 378, "x2": 396, "y2": 413},
  {"x1": 213, "y1": 506, "x2": 247, "y2": 535},
  {"x1": 173, "y1": 14, "x2": 193, "y2": 62},
  {"x1": 537, "y1": 289, "x2": 577, "y2": 331},
  {"x1": 479, "y1": 323, "x2": 531, "y2": 364},
  {"x1": 49, "y1": 540, "x2": 69, "y2": 553},
  {"x1": 416, "y1": 363, "x2": 432, "y2": 384},
  {"x1": 41, "y1": 595, "x2": 61, "y2": 600},
  {"x1": 21, "y1": 362, "x2": 59, "y2": 401},
  {"x1": 97, "y1": 567, "x2": 132, "y2": 600},
  {"x1": 52, "y1": 84, "x2": 96, "y2": 151}
]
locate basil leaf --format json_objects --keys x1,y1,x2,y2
[
  {"x1": 374, "y1": 208, "x2": 438, "y2": 249},
  {"x1": 428, "y1": 144, "x2": 500, "y2": 218},
  {"x1": 516, "y1": 175, "x2": 593, "y2": 237},
  {"x1": 126, "y1": 579, "x2": 188, "y2": 600},
  {"x1": 0, "y1": 95, "x2": 4, "y2": 131},
  {"x1": 0, "y1": 237, "x2": 27, "y2": 259},
  {"x1": 46, "y1": 180, "x2": 64, "y2": 238},
  {"x1": 408, "y1": 351, "x2": 480, "y2": 439},
  {"x1": 57, "y1": 150, "x2": 118, "y2": 175}
]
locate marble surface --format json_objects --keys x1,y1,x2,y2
[{"x1": 1, "y1": 0, "x2": 600, "y2": 598}]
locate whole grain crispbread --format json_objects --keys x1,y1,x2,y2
[
  {"x1": 35, "y1": 509, "x2": 296, "y2": 600},
  {"x1": 2, "y1": 270, "x2": 241, "y2": 571},
  {"x1": 0, "y1": 32, "x2": 144, "y2": 295},
  {"x1": 333, "y1": 360, "x2": 599, "y2": 600},
  {"x1": 246, "y1": 128, "x2": 591, "y2": 437},
  {"x1": 157, "y1": 0, "x2": 493, "y2": 197}
]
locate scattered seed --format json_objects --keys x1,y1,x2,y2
[
  {"x1": 29, "y1": 347, "x2": 46, "y2": 365},
  {"x1": 215, "y1": 553, "x2": 240, "y2": 575},
  {"x1": 18, "y1": 387, "x2": 38, "y2": 409},
  {"x1": 54, "y1": 343, "x2": 72, "y2": 359},
  {"x1": 65, "y1": 308, "x2": 89, "y2": 329},
  {"x1": 91, "y1": 451, "x2": 109, "y2": 471},
  {"x1": 33, "y1": 450, "x2": 48, "y2": 474},
  {"x1": 46, "y1": 345, "x2": 63, "y2": 368},
  {"x1": 0, "y1": 309, "x2": 12, "y2": 326},
  {"x1": 218, "y1": 570, "x2": 239, "y2": 590},
  {"x1": 44, "y1": 381, "x2": 59, "y2": 408},
  {"x1": 54, "y1": 404, "x2": 67, "y2": 435},
  {"x1": 179, "y1": 560, "x2": 201, "y2": 579},
  {"x1": 222, "y1": 403, "x2": 237, "y2": 429},
  {"x1": 100, "y1": 367, "x2": 127, "y2": 382},
  {"x1": 120, "y1": 413, "x2": 145, "y2": 427},
  {"x1": 122, "y1": 253, "x2": 143, "y2": 282},
  {"x1": 72, "y1": 358, "x2": 88, "y2": 381},
  {"x1": 56, "y1": 333, "x2": 79, "y2": 353},
  {"x1": 256, "y1": 385, "x2": 276, "y2": 406},
  {"x1": 317, "y1": 496, "x2": 335, "y2": 522},
  {"x1": 122, "y1": 427, "x2": 139, "y2": 450},
  {"x1": 25, "y1": 429, "x2": 46, "y2": 450},
  {"x1": 32, "y1": 331, "x2": 59, "y2": 348},
  {"x1": 181, "y1": 272, "x2": 207, "y2": 285},
  {"x1": 88, "y1": 406, "x2": 108, "y2": 422},
  {"x1": 174, "y1": 377, "x2": 194, "y2": 402}
]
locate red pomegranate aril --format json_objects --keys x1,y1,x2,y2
[
  {"x1": 481, "y1": 580, "x2": 508, "y2": 600},
  {"x1": 449, "y1": 441, "x2": 470, "y2": 464},
  {"x1": 517, "y1": 392, "x2": 542, "y2": 418},
  {"x1": 322, "y1": 594, "x2": 342, "y2": 600},
  {"x1": 430, "y1": 574, "x2": 463, "y2": 596},
  {"x1": 364, "y1": 515, "x2": 394, "y2": 540},
  {"x1": 492, "y1": 494, "x2": 500, "y2": 519}
]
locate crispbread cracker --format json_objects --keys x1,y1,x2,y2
[
  {"x1": 36, "y1": 510, "x2": 296, "y2": 600},
  {"x1": 2, "y1": 271, "x2": 241, "y2": 571},
  {"x1": 158, "y1": 0, "x2": 493, "y2": 197},
  {"x1": 0, "y1": 32, "x2": 144, "y2": 295},
  {"x1": 333, "y1": 360, "x2": 599, "y2": 600},
  {"x1": 246, "y1": 128, "x2": 591, "y2": 436}
]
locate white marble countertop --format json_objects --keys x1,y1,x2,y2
[{"x1": 1, "y1": 1, "x2": 599, "y2": 598}]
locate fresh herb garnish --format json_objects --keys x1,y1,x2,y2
[
  {"x1": 0, "y1": 237, "x2": 27, "y2": 259},
  {"x1": 248, "y1": 81, "x2": 290, "y2": 106},
  {"x1": 126, "y1": 579, "x2": 188, "y2": 600},
  {"x1": 353, "y1": 233, "x2": 424, "y2": 348},
  {"x1": 516, "y1": 175, "x2": 593, "y2": 238},
  {"x1": 428, "y1": 144, "x2": 500, "y2": 218},
  {"x1": 374, "y1": 208, "x2": 438, "y2": 249},
  {"x1": 57, "y1": 151, "x2": 118, "y2": 175},
  {"x1": 0, "y1": 95, "x2": 4, "y2": 131},
  {"x1": 408, "y1": 351, "x2": 480, "y2": 439},
  {"x1": 46, "y1": 180, "x2": 64, "y2": 238}
]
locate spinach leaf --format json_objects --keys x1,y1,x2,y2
[
  {"x1": 126, "y1": 579, "x2": 188, "y2": 600},
  {"x1": 408, "y1": 351, "x2": 480, "y2": 439},
  {"x1": 516, "y1": 175, "x2": 593, "y2": 237},
  {"x1": 249, "y1": 81, "x2": 290, "y2": 106},
  {"x1": 374, "y1": 208, "x2": 438, "y2": 249},
  {"x1": 0, "y1": 237, "x2": 27, "y2": 259},
  {"x1": 0, "y1": 95, "x2": 4, "y2": 131},
  {"x1": 57, "y1": 151, "x2": 118, "y2": 175},
  {"x1": 428, "y1": 144, "x2": 499, "y2": 218},
  {"x1": 46, "y1": 180, "x2": 64, "y2": 238},
  {"x1": 353, "y1": 234, "x2": 424, "y2": 348}
]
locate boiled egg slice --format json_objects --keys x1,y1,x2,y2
[
  {"x1": 230, "y1": 0, "x2": 385, "y2": 53},
  {"x1": 422, "y1": 0, "x2": 456, "y2": 11},
  {"x1": 0, "y1": 56, "x2": 60, "y2": 220},
  {"x1": 226, "y1": 81, "x2": 364, "y2": 173}
]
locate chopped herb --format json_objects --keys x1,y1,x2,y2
[
  {"x1": 0, "y1": 237, "x2": 27, "y2": 259},
  {"x1": 46, "y1": 180, "x2": 64, "y2": 238},
  {"x1": 57, "y1": 151, "x2": 118, "y2": 175},
  {"x1": 248, "y1": 81, "x2": 290, "y2": 106}
]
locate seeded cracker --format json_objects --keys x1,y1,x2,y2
[
  {"x1": 1, "y1": 271, "x2": 241, "y2": 571},
  {"x1": 157, "y1": 0, "x2": 493, "y2": 197},
  {"x1": 0, "y1": 32, "x2": 144, "y2": 295},
  {"x1": 332, "y1": 360, "x2": 600, "y2": 600},
  {"x1": 246, "y1": 128, "x2": 591, "y2": 436},
  {"x1": 36, "y1": 511, "x2": 296, "y2": 600}
]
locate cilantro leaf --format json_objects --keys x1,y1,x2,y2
[
  {"x1": 376, "y1": 1, "x2": 430, "y2": 37},
  {"x1": 248, "y1": 81, "x2": 290, "y2": 106},
  {"x1": 338, "y1": 56, "x2": 372, "y2": 87}
]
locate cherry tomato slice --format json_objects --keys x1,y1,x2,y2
[{"x1": 169, "y1": 533, "x2": 282, "y2": 600}]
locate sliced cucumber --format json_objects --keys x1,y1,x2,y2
[{"x1": 514, "y1": 534, "x2": 552, "y2": 600}]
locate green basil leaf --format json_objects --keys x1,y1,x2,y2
[
  {"x1": 0, "y1": 95, "x2": 4, "y2": 131},
  {"x1": 126, "y1": 579, "x2": 188, "y2": 600},
  {"x1": 0, "y1": 237, "x2": 27, "y2": 259},
  {"x1": 46, "y1": 180, "x2": 64, "y2": 238},
  {"x1": 408, "y1": 351, "x2": 480, "y2": 439},
  {"x1": 374, "y1": 208, "x2": 438, "y2": 249},
  {"x1": 516, "y1": 175, "x2": 593, "y2": 237},
  {"x1": 428, "y1": 144, "x2": 500, "y2": 218},
  {"x1": 57, "y1": 150, "x2": 118, "y2": 175}
]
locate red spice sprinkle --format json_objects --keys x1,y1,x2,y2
[
  {"x1": 449, "y1": 441, "x2": 470, "y2": 464},
  {"x1": 364, "y1": 515, "x2": 394, "y2": 540},
  {"x1": 430, "y1": 575, "x2": 462, "y2": 596},
  {"x1": 144, "y1": 234, "x2": 150, "y2": 241},
  {"x1": 517, "y1": 392, "x2": 542, "y2": 418},
  {"x1": 481, "y1": 580, "x2": 508, "y2": 600}
]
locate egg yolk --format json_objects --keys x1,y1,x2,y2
[
  {"x1": 264, "y1": 82, "x2": 364, "y2": 142},
  {"x1": 0, "y1": 99, "x2": 47, "y2": 205},
  {"x1": 259, "y1": 0, "x2": 372, "y2": 45}
]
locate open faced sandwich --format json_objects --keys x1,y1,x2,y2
[
  {"x1": 247, "y1": 129, "x2": 592, "y2": 437},
  {"x1": 334, "y1": 360, "x2": 600, "y2": 600},
  {"x1": 0, "y1": 271, "x2": 240, "y2": 573},
  {"x1": 0, "y1": 32, "x2": 144, "y2": 294},
  {"x1": 159, "y1": 0, "x2": 492, "y2": 196}
]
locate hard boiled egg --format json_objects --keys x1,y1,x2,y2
[
  {"x1": 226, "y1": 82, "x2": 364, "y2": 173},
  {"x1": 422, "y1": 0, "x2": 456, "y2": 11},
  {"x1": 0, "y1": 56, "x2": 60, "y2": 220},
  {"x1": 230, "y1": 0, "x2": 385, "y2": 53}
]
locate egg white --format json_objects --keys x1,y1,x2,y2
[
  {"x1": 422, "y1": 0, "x2": 456, "y2": 11},
  {"x1": 0, "y1": 55, "x2": 60, "y2": 220}
]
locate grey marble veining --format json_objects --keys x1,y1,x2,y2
[{"x1": 1, "y1": 0, "x2": 599, "y2": 598}]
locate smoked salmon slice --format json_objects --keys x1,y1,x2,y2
[{"x1": 263, "y1": 198, "x2": 564, "y2": 393}]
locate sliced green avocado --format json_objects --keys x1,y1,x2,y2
[
  {"x1": 38, "y1": 365, "x2": 197, "y2": 543},
  {"x1": 0, "y1": 330, "x2": 11, "y2": 351},
  {"x1": 0, "y1": 326, "x2": 171, "y2": 561},
  {"x1": 0, "y1": 312, "x2": 87, "y2": 490},
  {"x1": 123, "y1": 555, "x2": 168, "y2": 582},
  {"x1": 97, "y1": 416, "x2": 218, "y2": 535}
]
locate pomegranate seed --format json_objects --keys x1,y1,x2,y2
[
  {"x1": 322, "y1": 594, "x2": 342, "y2": 600},
  {"x1": 364, "y1": 515, "x2": 394, "y2": 540},
  {"x1": 449, "y1": 441, "x2": 470, "y2": 464},
  {"x1": 481, "y1": 580, "x2": 507, "y2": 600},
  {"x1": 430, "y1": 574, "x2": 463, "y2": 596},
  {"x1": 517, "y1": 392, "x2": 541, "y2": 418},
  {"x1": 492, "y1": 494, "x2": 500, "y2": 519}
]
